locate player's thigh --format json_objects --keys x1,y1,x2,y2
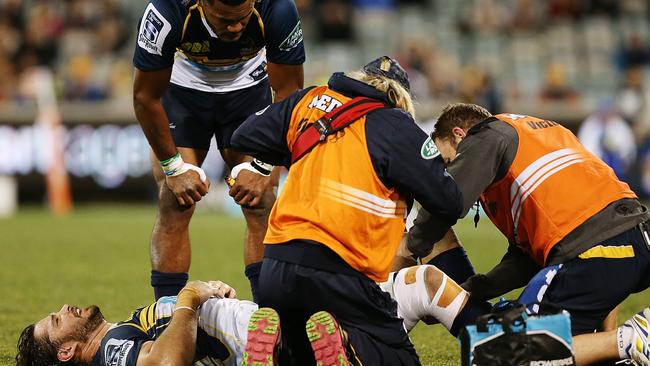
[{"x1": 161, "y1": 83, "x2": 218, "y2": 151}]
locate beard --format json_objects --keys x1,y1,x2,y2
[{"x1": 70, "y1": 306, "x2": 105, "y2": 343}]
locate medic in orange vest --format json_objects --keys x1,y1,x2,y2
[
  {"x1": 408, "y1": 103, "x2": 650, "y2": 335},
  {"x1": 230, "y1": 57, "x2": 463, "y2": 366}
]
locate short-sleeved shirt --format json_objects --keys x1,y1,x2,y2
[
  {"x1": 92, "y1": 296, "x2": 258, "y2": 366},
  {"x1": 133, "y1": 0, "x2": 305, "y2": 93}
]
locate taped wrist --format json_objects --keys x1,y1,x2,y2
[
  {"x1": 176, "y1": 287, "x2": 201, "y2": 311},
  {"x1": 160, "y1": 152, "x2": 183, "y2": 177},
  {"x1": 230, "y1": 160, "x2": 274, "y2": 178},
  {"x1": 251, "y1": 159, "x2": 273, "y2": 176}
]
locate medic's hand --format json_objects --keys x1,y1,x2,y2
[
  {"x1": 165, "y1": 165, "x2": 210, "y2": 208},
  {"x1": 228, "y1": 169, "x2": 270, "y2": 208}
]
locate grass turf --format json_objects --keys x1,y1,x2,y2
[{"x1": 1, "y1": 204, "x2": 649, "y2": 365}]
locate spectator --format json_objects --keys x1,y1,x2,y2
[
  {"x1": 315, "y1": 0, "x2": 353, "y2": 42},
  {"x1": 617, "y1": 67, "x2": 646, "y2": 125},
  {"x1": 539, "y1": 63, "x2": 580, "y2": 102},
  {"x1": 578, "y1": 100, "x2": 637, "y2": 180},
  {"x1": 619, "y1": 33, "x2": 650, "y2": 71}
]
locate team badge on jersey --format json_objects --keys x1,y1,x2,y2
[
  {"x1": 279, "y1": 22, "x2": 303, "y2": 51},
  {"x1": 421, "y1": 136, "x2": 440, "y2": 159},
  {"x1": 137, "y1": 4, "x2": 171, "y2": 56},
  {"x1": 105, "y1": 339, "x2": 135, "y2": 366}
]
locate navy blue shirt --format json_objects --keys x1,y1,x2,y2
[
  {"x1": 92, "y1": 299, "x2": 232, "y2": 366},
  {"x1": 231, "y1": 73, "x2": 463, "y2": 239}
]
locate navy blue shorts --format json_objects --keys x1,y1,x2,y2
[
  {"x1": 258, "y1": 257, "x2": 421, "y2": 366},
  {"x1": 161, "y1": 79, "x2": 272, "y2": 151},
  {"x1": 518, "y1": 222, "x2": 650, "y2": 334}
]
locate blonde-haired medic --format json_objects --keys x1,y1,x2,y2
[{"x1": 230, "y1": 56, "x2": 463, "y2": 366}]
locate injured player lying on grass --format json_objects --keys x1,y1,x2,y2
[
  {"x1": 17, "y1": 273, "x2": 650, "y2": 366},
  {"x1": 15, "y1": 280, "x2": 264, "y2": 366},
  {"x1": 382, "y1": 263, "x2": 650, "y2": 366}
]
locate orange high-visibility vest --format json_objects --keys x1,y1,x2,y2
[
  {"x1": 480, "y1": 114, "x2": 637, "y2": 265},
  {"x1": 264, "y1": 86, "x2": 407, "y2": 281}
]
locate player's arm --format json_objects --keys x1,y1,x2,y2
[
  {"x1": 264, "y1": 0, "x2": 305, "y2": 103},
  {"x1": 133, "y1": 68, "x2": 176, "y2": 160},
  {"x1": 407, "y1": 125, "x2": 510, "y2": 257},
  {"x1": 365, "y1": 109, "x2": 464, "y2": 246},
  {"x1": 132, "y1": 2, "x2": 208, "y2": 206},
  {"x1": 135, "y1": 281, "x2": 228, "y2": 366},
  {"x1": 267, "y1": 62, "x2": 304, "y2": 102},
  {"x1": 133, "y1": 0, "x2": 182, "y2": 161}
]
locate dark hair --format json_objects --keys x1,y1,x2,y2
[
  {"x1": 203, "y1": 0, "x2": 248, "y2": 6},
  {"x1": 433, "y1": 103, "x2": 492, "y2": 140},
  {"x1": 16, "y1": 324, "x2": 62, "y2": 366}
]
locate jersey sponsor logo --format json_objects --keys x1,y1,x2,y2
[
  {"x1": 420, "y1": 137, "x2": 440, "y2": 159},
  {"x1": 249, "y1": 61, "x2": 267, "y2": 81},
  {"x1": 105, "y1": 339, "x2": 135, "y2": 366},
  {"x1": 180, "y1": 41, "x2": 210, "y2": 54},
  {"x1": 279, "y1": 21, "x2": 303, "y2": 51},
  {"x1": 137, "y1": 4, "x2": 172, "y2": 56},
  {"x1": 308, "y1": 94, "x2": 343, "y2": 113}
]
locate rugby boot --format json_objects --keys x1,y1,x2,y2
[
  {"x1": 306, "y1": 311, "x2": 360, "y2": 366},
  {"x1": 623, "y1": 308, "x2": 650, "y2": 366},
  {"x1": 242, "y1": 307, "x2": 281, "y2": 366}
]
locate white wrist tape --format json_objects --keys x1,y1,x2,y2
[
  {"x1": 178, "y1": 163, "x2": 207, "y2": 182},
  {"x1": 160, "y1": 153, "x2": 206, "y2": 182},
  {"x1": 230, "y1": 160, "x2": 274, "y2": 179}
]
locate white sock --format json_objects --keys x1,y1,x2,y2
[{"x1": 617, "y1": 324, "x2": 634, "y2": 359}]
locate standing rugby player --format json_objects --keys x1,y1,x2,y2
[{"x1": 132, "y1": 0, "x2": 305, "y2": 301}]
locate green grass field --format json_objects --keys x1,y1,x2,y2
[{"x1": 1, "y1": 204, "x2": 649, "y2": 365}]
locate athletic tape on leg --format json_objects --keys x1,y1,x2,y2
[{"x1": 393, "y1": 265, "x2": 468, "y2": 332}]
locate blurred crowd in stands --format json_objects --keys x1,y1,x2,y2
[{"x1": 4, "y1": 0, "x2": 650, "y2": 195}]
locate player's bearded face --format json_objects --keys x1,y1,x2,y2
[
  {"x1": 72, "y1": 306, "x2": 104, "y2": 342},
  {"x1": 202, "y1": 0, "x2": 255, "y2": 42},
  {"x1": 35, "y1": 305, "x2": 106, "y2": 345}
]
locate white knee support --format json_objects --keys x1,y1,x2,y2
[{"x1": 392, "y1": 265, "x2": 468, "y2": 332}]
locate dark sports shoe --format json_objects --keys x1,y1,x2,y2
[
  {"x1": 242, "y1": 307, "x2": 281, "y2": 366},
  {"x1": 306, "y1": 311, "x2": 355, "y2": 366}
]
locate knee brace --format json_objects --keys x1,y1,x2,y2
[{"x1": 393, "y1": 265, "x2": 468, "y2": 332}]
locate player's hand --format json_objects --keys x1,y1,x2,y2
[
  {"x1": 228, "y1": 169, "x2": 270, "y2": 208},
  {"x1": 207, "y1": 280, "x2": 237, "y2": 299},
  {"x1": 181, "y1": 280, "x2": 223, "y2": 307},
  {"x1": 165, "y1": 168, "x2": 210, "y2": 208}
]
